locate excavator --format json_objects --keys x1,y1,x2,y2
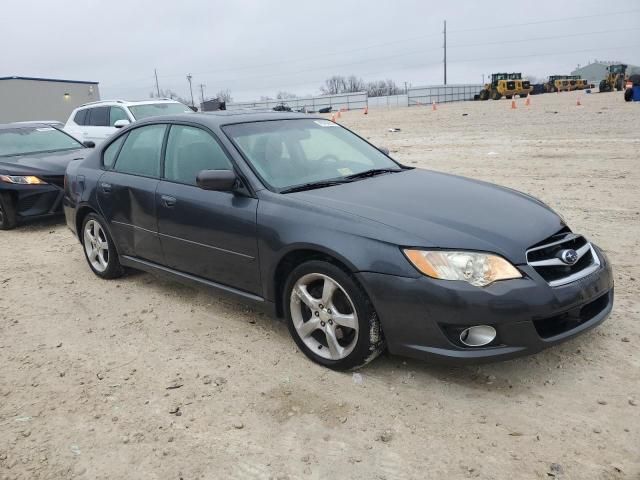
[
  {"x1": 478, "y1": 73, "x2": 533, "y2": 100},
  {"x1": 599, "y1": 64, "x2": 628, "y2": 92}
]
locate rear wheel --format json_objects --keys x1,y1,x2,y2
[
  {"x1": 624, "y1": 88, "x2": 633, "y2": 102},
  {"x1": 81, "y1": 213, "x2": 124, "y2": 279},
  {"x1": 0, "y1": 192, "x2": 17, "y2": 230},
  {"x1": 284, "y1": 260, "x2": 384, "y2": 370},
  {"x1": 479, "y1": 89, "x2": 489, "y2": 101},
  {"x1": 491, "y1": 90, "x2": 502, "y2": 100}
]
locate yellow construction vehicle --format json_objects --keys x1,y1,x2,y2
[
  {"x1": 545, "y1": 75, "x2": 589, "y2": 92},
  {"x1": 478, "y1": 73, "x2": 533, "y2": 100},
  {"x1": 599, "y1": 64, "x2": 628, "y2": 92}
]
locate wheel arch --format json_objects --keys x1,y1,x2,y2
[{"x1": 271, "y1": 245, "x2": 358, "y2": 318}]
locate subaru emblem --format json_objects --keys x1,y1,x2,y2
[{"x1": 560, "y1": 249, "x2": 579, "y2": 265}]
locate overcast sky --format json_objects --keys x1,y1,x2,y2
[{"x1": 2, "y1": 0, "x2": 638, "y2": 102}]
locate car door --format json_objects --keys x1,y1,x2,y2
[
  {"x1": 97, "y1": 124, "x2": 166, "y2": 264},
  {"x1": 156, "y1": 124, "x2": 261, "y2": 294},
  {"x1": 84, "y1": 106, "x2": 115, "y2": 145}
]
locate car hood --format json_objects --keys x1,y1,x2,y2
[
  {"x1": 0, "y1": 148, "x2": 88, "y2": 176},
  {"x1": 289, "y1": 168, "x2": 565, "y2": 264}
]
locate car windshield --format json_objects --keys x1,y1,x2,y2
[
  {"x1": 0, "y1": 126, "x2": 84, "y2": 157},
  {"x1": 223, "y1": 119, "x2": 401, "y2": 190},
  {"x1": 128, "y1": 102, "x2": 193, "y2": 120}
]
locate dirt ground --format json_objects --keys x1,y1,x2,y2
[{"x1": 1, "y1": 91, "x2": 638, "y2": 480}]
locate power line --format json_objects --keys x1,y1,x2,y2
[
  {"x1": 448, "y1": 8, "x2": 640, "y2": 33},
  {"x1": 102, "y1": 9, "x2": 639, "y2": 90}
]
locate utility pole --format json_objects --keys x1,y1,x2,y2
[
  {"x1": 443, "y1": 20, "x2": 447, "y2": 85},
  {"x1": 154, "y1": 68, "x2": 160, "y2": 97},
  {"x1": 199, "y1": 84, "x2": 206, "y2": 104},
  {"x1": 186, "y1": 73, "x2": 194, "y2": 107}
]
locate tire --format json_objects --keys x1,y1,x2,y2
[
  {"x1": 284, "y1": 260, "x2": 385, "y2": 371},
  {"x1": 491, "y1": 90, "x2": 502, "y2": 100},
  {"x1": 81, "y1": 213, "x2": 124, "y2": 279},
  {"x1": 479, "y1": 89, "x2": 489, "y2": 101},
  {"x1": 0, "y1": 192, "x2": 17, "y2": 230},
  {"x1": 519, "y1": 94, "x2": 528, "y2": 98},
  {"x1": 624, "y1": 88, "x2": 633, "y2": 102},
  {"x1": 505, "y1": 95, "x2": 513, "y2": 100}
]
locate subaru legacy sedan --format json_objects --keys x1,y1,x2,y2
[{"x1": 63, "y1": 112, "x2": 613, "y2": 370}]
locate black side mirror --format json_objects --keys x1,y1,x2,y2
[
  {"x1": 83, "y1": 141, "x2": 95, "y2": 148},
  {"x1": 378, "y1": 146, "x2": 390, "y2": 156},
  {"x1": 196, "y1": 170, "x2": 237, "y2": 192}
]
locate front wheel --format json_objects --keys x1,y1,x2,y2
[
  {"x1": 82, "y1": 213, "x2": 124, "y2": 279},
  {"x1": 284, "y1": 260, "x2": 384, "y2": 370}
]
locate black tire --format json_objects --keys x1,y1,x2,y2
[
  {"x1": 519, "y1": 94, "x2": 528, "y2": 98},
  {"x1": 624, "y1": 88, "x2": 633, "y2": 102},
  {"x1": 81, "y1": 213, "x2": 124, "y2": 279},
  {"x1": 283, "y1": 260, "x2": 385, "y2": 371},
  {"x1": 478, "y1": 89, "x2": 489, "y2": 101},
  {"x1": 0, "y1": 192, "x2": 17, "y2": 230},
  {"x1": 491, "y1": 90, "x2": 502, "y2": 100}
]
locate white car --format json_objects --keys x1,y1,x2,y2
[{"x1": 64, "y1": 99, "x2": 193, "y2": 145}]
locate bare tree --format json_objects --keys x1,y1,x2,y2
[
  {"x1": 216, "y1": 89, "x2": 233, "y2": 103},
  {"x1": 346, "y1": 75, "x2": 365, "y2": 93},
  {"x1": 276, "y1": 91, "x2": 297, "y2": 100},
  {"x1": 320, "y1": 75, "x2": 347, "y2": 95}
]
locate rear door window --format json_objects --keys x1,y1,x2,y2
[
  {"x1": 87, "y1": 107, "x2": 109, "y2": 127},
  {"x1": 113, "y1": 124, "x2": 166, "y2": 177},
  {"x1": 103, "y1": 134, "x2": 127, "y2": 169}
]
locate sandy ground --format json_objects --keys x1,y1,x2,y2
[{"x1": 1, "y1": 91, "x2": 639, "y2": 480}]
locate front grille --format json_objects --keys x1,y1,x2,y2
[
  {"x1": 526, "y1": 231, "x2": 600, "y2": 287},
  {"x1": 507, "y1": 81, "x2": 516, "y2": 90},
  {"x1": 533, "y1": 291, "x2": 610, "y2": 338},
  {"x1": 523, "y1": 81, "x2": 531, "y2": 88}
]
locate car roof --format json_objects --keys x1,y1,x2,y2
[
  {"x1": 134, "y1": 111, "x2": 321, "y2": 128},
  {"x1": 76, "y1": 99, "x2": 186, "y2": 109}
]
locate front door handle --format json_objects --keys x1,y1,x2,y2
[
  {"x1": 161, "y1": 195, "x2": 177, "y2": 208},
  {"x1": 100, "y1": 182, "x2": 112, "y2": 194}
]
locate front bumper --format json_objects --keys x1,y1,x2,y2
[
  {"x1": 1, "y1": 181, "x2": 64, "y2": 220},
  {"x1": 357, "y1": 246, "x2": 613, "y2": 364}
]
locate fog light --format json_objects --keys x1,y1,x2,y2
[{"x1": 459, "y1": 325, "x2": 496, "y2": 347}]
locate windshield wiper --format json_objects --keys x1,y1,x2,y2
[
  {"x1": 344, "y1": 168, "x2": 402, "y2": 180},
  {"x1": 280, "y1": 179, "x2": 352, "y2": 194}
]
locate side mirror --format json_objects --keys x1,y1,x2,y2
[
  {"x1": 113, "y1": 119, "x2": 130, "y2": 129},
  {"x1": 378, "y1": 146, "x2": 390, "y2": 156},
  {"x1": 83, "y1": 141, "x2": 95, "y2": 148},
  {"x1": 196, "y1": 170, "x2": 237, "y2": 192}
]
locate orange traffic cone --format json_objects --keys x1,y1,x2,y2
[
  {"x1": 363, "y1": 106, "x2": 368, "y2": 115},
  {"x1": 576, "y1": 97, "x2": 581, "y2": 106},
  {"x1": 432, "y1": 101, "x2": 437, "y2": 111},
  {"x1": 511, "y1": 97, "x2": 517, "y2": 109},
  {"x1": 525, "y1": 94, "x2": 531, "y2": 107}
]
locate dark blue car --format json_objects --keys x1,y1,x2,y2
[{"x1": 63, "y1": 112, "x2": 613, "y2": 370}]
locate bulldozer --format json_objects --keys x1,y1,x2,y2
[
  {"x1": 599, "y1": 64, "x2": 628, "y2": 92},
  {"x1": 545, "y1": 75, "x2": 590, "y2": 92},
  {"x1": 478, "y1": 73, "x2": 533, "y2": 100}
]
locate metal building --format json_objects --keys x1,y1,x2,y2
[
  {"x1": 571, "y1": 62, "x2": 640, "y2": 85},
  {"x1": 0, "y1": 76, "x2": 100, "y2": 123}
]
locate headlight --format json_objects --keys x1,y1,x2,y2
[
  {"x1": 0, "y1": 175, "x2": 47, "y2": 185},
  {"x1": 403, "y1": 249, "x2": 521, "y2": 287}
]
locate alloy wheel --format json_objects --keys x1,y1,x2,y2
[
  {"x1": 290, "y1": 273, "x2": 359, "y2": 361},
  {"x1": 83, "y1": 219, "x2": 109, "y2": 272}
]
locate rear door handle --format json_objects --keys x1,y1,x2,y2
[
  {"x1": 100, "y1": 182, "x2": 112, "y2": 193},
  {"x1": 161, "y1": 195, "x2": 177, "y2": 207}
]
